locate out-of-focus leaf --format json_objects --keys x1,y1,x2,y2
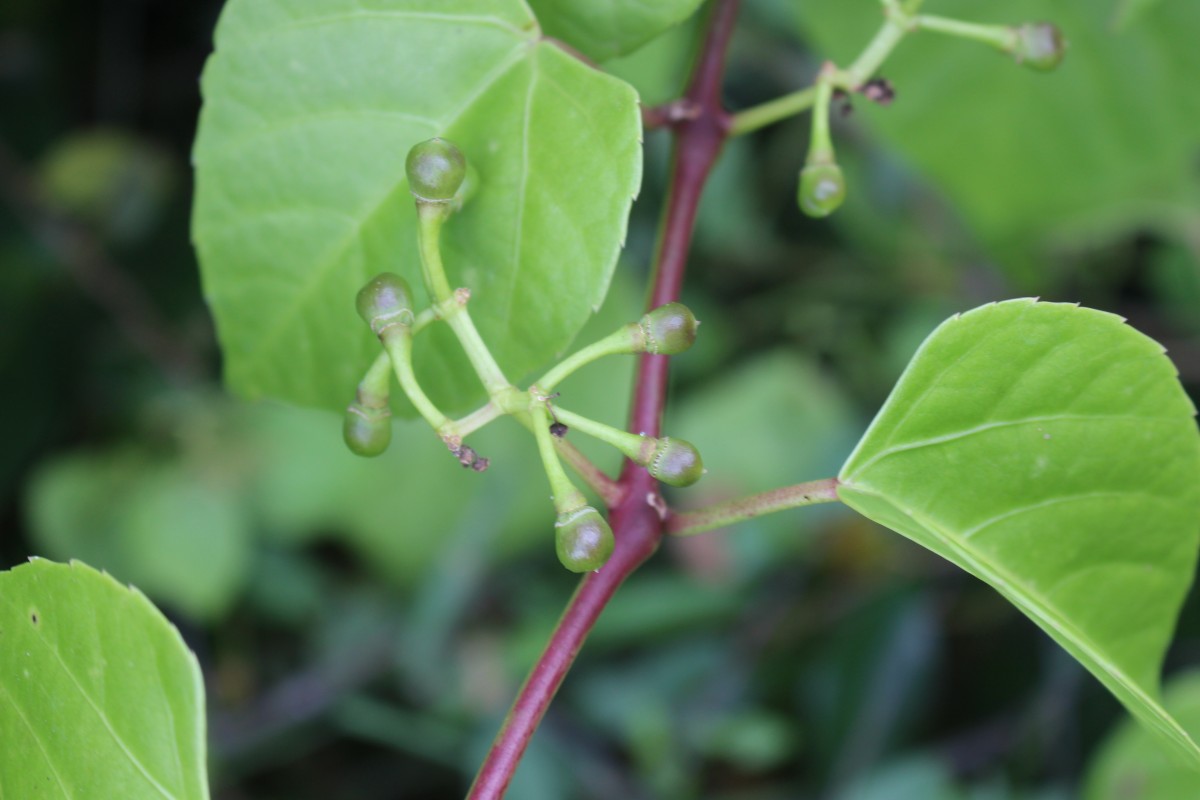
[
  {"x1": 672, "y1": 350, "x2": 857, "y2": 574},
  {"x1": 1084, "y1": 669, "x2": 1200, "y2": 798},
  {"x1": 837, "y1": 756, "x2": 961, "y2": 800},
  {"x1": 38, "y1": 129, "x2": 174, "y2": 241},
  {"x1": 193, "y1": 0, "x2": 642, "y2": 414},
  {"x1": 527, "y1": 0, "x2": 704, "y2": 62},
  {"x1": 1148, "y1": 241, "x2": 1200, "y2": 335},
  {"x1": 696, "y1": 711, "x2": 799, "y2": 772},
  {"x1": 839, "y1": 299, "x2": 1200, "y2": 764},
  {"x1": 572, "y1": 639, "x2": 727, "y2": 793},
  {"x1": 1111, "y1": 0, "x2": 1164, "y2": 30},
  {"x1": 588, "y1": 574, "x2": 741, "y2": 648},
  {"x1": 804, "y1": 588, "x2": 939, "y2": 784},
  {"x1": 26, "y1": 449, "x2": 148, "y2": 574},
  {"x1": 26, "y1": 452, "x2": 252, "y2": 621},
  {"x1": 603, "y1": 17, "x2": 696, "y2": 105},
  {"x1": 114, "y1": 466, "x2": 251, "y2": 620},
  {"x1": 0, "y1": 559, "x2": 209, "y2": 799}
]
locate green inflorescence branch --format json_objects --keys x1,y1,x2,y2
[
  {"x1": 729, "y1": 0, "x2": 1063, "y2": 138},
  {"x1": 550, "y1": 405, "x2": 654, "y2": 465},
  {"x1": 345, "y1": 138, "x2": 709, "y2": 568},
  {"x1": 344, "y1": 120, "x2": 855, "y2": 576}
]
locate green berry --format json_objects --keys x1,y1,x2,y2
[
  {"x1": 647, "y1": 437, "x2": 704, "y2": 487},
  {"x1": 405, "y1": 138, "x2": 466, "y2": 202},
  {"x1": 640, "y1": 302, "x2": 698, "y2": 355},
  {"x1": 1013, "y1": 23, "x2": 1066, "y2": 72},
  {"x1": 798, "y1": 162, "x2": 846, "y2": 218},
  {"x1": 356, "y1": 273, "x2": 414, "y2": 336},
  {"x1": 343, "y1": 403, "x2": 391, "y2": 457},
  {"x1": 554, "y1": 506, "x2": 614, "y2": 573}
]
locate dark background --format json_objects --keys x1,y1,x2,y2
[{"x1": 3, "y1": 0, "x2": 1199, "y2": 797}]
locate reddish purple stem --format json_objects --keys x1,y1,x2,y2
[{"x1": 465, "y1": 3, "x2": 739, "y2": 797}]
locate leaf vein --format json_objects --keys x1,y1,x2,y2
[
  {"x1": 846, "y1": 413, "x2": 1177, "y2": 479},
  {"x1": 197, "y1": 110, "x2": 440, "y2": 164},
  {"x1": 867, "y1": 315, "x2": 1009, "y2": 453},
  {"x1": 960, "y1": 490, "x2": 1178, "y2": 541},
  {"x1": 0, "y1": 593, "x2": 181, "y2": 800},
  {"x1": 0, "y1": 682, "x2": 73, "y2": 798},
  {"x1": 501, "y1": 55, "x2": 538, "y2": 332}
]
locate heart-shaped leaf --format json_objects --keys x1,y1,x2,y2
[
  {"x1": 193, "y1": 0, "x2": 642, "y2": 413},
  {"x1": 0, "y1": 559, "x2": 209, "y2": 798},
  {"x1": 838, "y1": 299, "x2": 1200, "y2": 764}
]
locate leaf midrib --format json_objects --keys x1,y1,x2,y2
[
  {"x1": 840, "y1": 480, "x2": 1200, "y2": 757},
  {"x1": 0, "y1": 682, "x2": 73, "y2": 798},
  {"x1": 0, "y1": 591, "x2": 181, "y2": 800}
]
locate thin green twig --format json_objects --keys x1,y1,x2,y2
[{"x1": 667, "y1": 477, "x2": 840, "y2": 537}]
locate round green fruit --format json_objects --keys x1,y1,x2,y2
[
  {"x1": 405, "y1": 137, "x2": 466, "y2": 202},
  {"x1": 647, "y1": 437, "x2": 704, "y2": 487},
  {"x1": 343, "y1": 403, "x2": 392, "y2": 457},
  {"x1": 798, "y1": 162, "x2": 846, "y2": 218},
  {"x1": 554, "y1": 506, "x2": 614, "y2": 573},
  {"x1": 640, "y1": 302, "x2": 698, "y2": 355},
  {"x1": 1014, "y1": 23, "x2": 1065, "y2": 72},
  {"x1": 356, "y1": 273, "x2": 414, "y2": 336}
]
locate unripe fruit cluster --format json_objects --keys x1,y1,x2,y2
[{"x1": 347, "y1": 139, "x2": 711, "y2": 574}]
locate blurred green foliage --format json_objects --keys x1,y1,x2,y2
[
  {"x1": 3, "y1": 0, "x2": 1200, "y2": 797},
  {"x1": 38, "y1": 128, "x2": 174, "y2": 241},
  {"x1": 1085, "y1": 669, "x2": 1200, "y2": 799}
]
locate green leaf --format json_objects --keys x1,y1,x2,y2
[
  {"x1": 1085, "y1": 669, "x2": 1200, "y2": 798},
  {"x1": 837, "y1": 299, "x2": 1200, "y2": 764},
  {"x1": 193, "y1": 0, "x2": 642, "y2": 414},
  {"x1": 1111, "y1": 0, "x2": 1165, "y2": 30},
  {"x1": 0, "y1": 559, "x2": 209, "y2": 799},
  {"x1": 527, "y1": 0, "x2": 705, "y2": 62},
  {"x1": 114, "y1": 467, "x2": 252, "y2": 621},
  {"x1": 603, "y1": 17, "x2": 697, "y2": 106}
]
